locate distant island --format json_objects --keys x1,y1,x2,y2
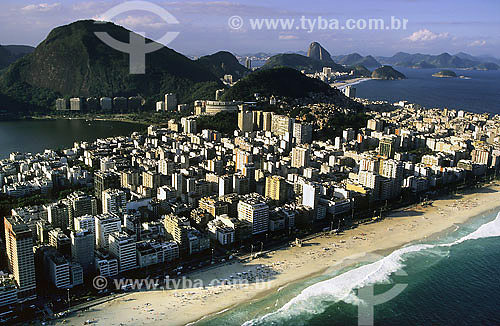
[
  {"x1": 377, "y1": 52, "x2": 500, "y2": 70},
  {"x1": 371, "y1": 66, "x2": 407, "y2": 80},
  {"x1": 432, "y1": 70, "x2": 458, "y2": 78}
]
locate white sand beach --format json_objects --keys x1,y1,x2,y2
[
  {"x1": 56, "y1": 183, "x2": 500, "y2": 326},
  {"x1": 331, "y1": 78, "x2": 371, "y2": 89}
]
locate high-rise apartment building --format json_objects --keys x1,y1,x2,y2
[
  {"x1": 71, "y1": 229, "x2": 95, "y2": 274},
  {"x1": 238, "y1": 107, "x2": 254, "y2": 132},
  {"x1": 199, "y1": 196, "x2": 229, "y2": 218},
  {"x1": 379, "y1": 137, "x2": 395, "y2": 159},
  {"x1": 163, "y1": 214, "x2": 190, "y2": 256},
  {"x1": 48, "y1": 228, "x2": 71, "y2": 257},
  {"x1": 292, "y1": 146, "x2": 310, "y2": 169},
  {"x1": 235, "y1": 149, "x2": 252, "y2": 172},
  {"x1": 293, "y1": 122, "x2": 313, "y2": 144},
  {"x1": 165, "y1": 93, "x2": 177, "y2": 111},
  {"x1": 142, "y1": 170, "x2": 161, "y2": 190},
  {"x1": 245, "y1": 57, "x2": 252, "y2": 69},
  {"x1": 74, "y1": 214, "x2": 95, "y2": 235},
  {"x1": 46, "y1": 201, "x2": 70, "y2": 230},
  {"x1": 271, "y1": 114, "x2": 293, "y2": 137},
  {"x1": 95, "y1": 214, "x2": 122, "y2": 249},
  {"x1": 4, "y1": 217, "x2": 36, "y2": 302},
  {"x1": 180, "y1": 117, "x2": 197, "y2": 134},
  {"x1": 262, "y1": 112, "x2": 273, "y2": 131},
  {"x1": 66, "y1": 191, "x2": 97, "y2": 230},
  {"x1": 265, "y1": 175, "x2": 287, "y2": 204},
  {"x1": 109, "y1": 231, "x2": 137, "y2": 273},
  {"x1": 102, "y1": 188, "x2": 127, "y2": 216},
  {"x1": 94, "y1": 171, "x2": 120, "y2": 205},
  {"x1": 237, "y1": 195, "x2": 269, "y2": 235}
]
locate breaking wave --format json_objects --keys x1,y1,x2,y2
[{"x1": 243, "y1": 211, "x2": 500, "y2": 326}]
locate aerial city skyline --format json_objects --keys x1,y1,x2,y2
[{"x1": 0, "y1": 1, "x2": 499, "y2": 326}]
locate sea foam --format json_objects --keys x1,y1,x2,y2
[{"x1": 243, "y1": 211, "x2": 500, "y2": 326}]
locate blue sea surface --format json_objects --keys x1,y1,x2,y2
[
  {"x1": 355, "y1": 67, "x2": 500, "y2": 114},
  {"x1": 198, "y1": 208, "x2": 500, "y2": 326}
]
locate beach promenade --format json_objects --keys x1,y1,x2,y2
[{"x1": 57, "y1": 183, "x2": 500, "y2": 326}]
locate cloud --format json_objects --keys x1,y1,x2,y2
[
  {"x1": 21, "y1": 3, "x2": 61, "y2": 12},
  {"x1": 72, "y1": 1, "x2": 108, "y2": 12},
  {"x1": 469, "y1": 40, "x2": 487, "y2": 47},
  {"x1": 279, "y1": 34, "x2": 299, "y2": 40},
  {"x1": 161, "y1": 1, "x2": 301, "y2": 16},
  {"x1": 405, "y1": 29, "x2": 449, "y2": 42},
  {"x1": 114, "y1": 15, "x2": 167, "y2": 29}
]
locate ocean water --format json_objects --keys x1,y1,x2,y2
[
  {"x1": 198, "y1": 208, "x2": 500, "y2": 326},
  {"x1": 354, "y1": 67, "x2": 500, "y2": 114}
]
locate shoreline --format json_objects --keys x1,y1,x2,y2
[
  {"x1": 331, "y1": 77, "x2": 371, "y2": 89},
  {"x1": 57, "y1": 183, "x2": 500, "y2": 326},
  {"x1": 27, "y1": 114, "x2": 153, "y2": 126}
]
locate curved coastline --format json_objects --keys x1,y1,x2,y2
[{"x1": 60, "y1": 183, "x2": 500, "y2": 326}]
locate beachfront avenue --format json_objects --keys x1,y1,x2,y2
[{"x1": 1, "y1": 89, "x2": 499, "y2": 325}]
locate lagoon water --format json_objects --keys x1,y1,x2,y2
[
  {"x1": 0, "y1": 119, "x2": 145, "y2": 159},
  {"x1": 199, "y1": 208, "x2": 500, "y2": 326}
]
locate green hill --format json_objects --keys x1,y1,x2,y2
[
  {"x1": 197, "y1": 51, "x2": 249, "y2": 79},
  {"x1": 0, "y1": 44, "x2": 36, "y2": 69},
  {"x1": 348, "y1": 65, "x2": 372, "y2": 77},
  {"x1": 221, "y1": 67, "x2": 328, "y2": 101},
  {"x1": 475, "y1": 62, "x2": 499, "y2": 70},
  {"x1": 338, "y1": 53, "x2": 381, "y2": 68},
  {"x1": 412, "y1": 61, "x2": 436, "y2": 69},
  {"x1": 3, "y1": 45, "x2": 35, "y2": 57},
  {"x1": 432, "y1": 70, "x2": 457, "y2": 78},
  {"x1": 0, "y1": 45, "x2": 15, "y2": 69},
  {"x1": 220, "y1": 67, "x2": 361, "y2": 112},
  {"x1": 0, "y1": 20, "x2": 221, "y2": 112},
  {"x1": 371, "y1": 66, "x2": 406, "y2": 80},
  {"x1": 261, "y1": 53, "x2": 346, "y2": 73},
  {"x1": 378, "y1": 52, "x2": 499, "y2": 70}
]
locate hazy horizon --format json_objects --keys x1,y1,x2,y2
[{"x1": 0, "y1": 0, "x2": 498, "y2": 58}]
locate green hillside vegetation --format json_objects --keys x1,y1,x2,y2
[
  {"x1": 197, "y1": 51, "x2": 249, "y2": 79},
  {"x1": 221, "y1": 67, "x2": 331, "y2": 101},
  {"x1": 0, "y1": 20, "x2": 222, "y2": 113},
  {"x1": 432, "y1": 70, "x2": 457, "y2": 78},
  {"x1": 317, "y1": 111, "x2": 370, "y2": 140},
  {"x1": 475, "y1": 62, "x2": 499, "y2": 70},
  {"x1": 0, "y1": 44, "x2": 35, "y2": 70},
  {"x1": 261, "y1": 53, "x2": 346, "y2": 73},
  {"x1": 371, "y1": 66, "x2": 406, "y2": 80},
  {"x1": 348, "y1": 64, "x2": 372, "y2": 77},
  {"x1": 0, "y1": 46, "x2": 13, "y2": 69},
  {"x1": 378, "y1": 52, "x2": 499, "y2": 70},
  {"x1": 338, "y1": 53, "x2": 381, "y2": 68},
  {"x1": 196, "y1": 111, "x2": 238, "y2": 135},
  {"x1": 412, "y1": 61, "x2": 436, "y2": 69}
]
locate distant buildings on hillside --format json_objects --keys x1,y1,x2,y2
[{"x1": 55, "y1": 96, "x2": 143, "y2": 113}]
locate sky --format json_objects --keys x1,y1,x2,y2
[{"x1": 0, "y1": 0, "x2": 499, "y2": 57}]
